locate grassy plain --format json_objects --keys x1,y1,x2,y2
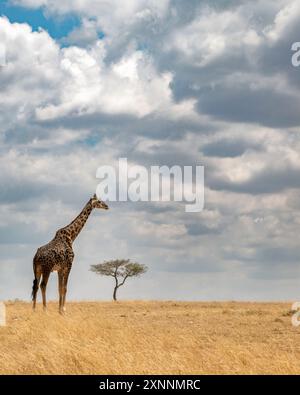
[{"x1": 0, "y1": 300, "x2": 299, "y2": 374}]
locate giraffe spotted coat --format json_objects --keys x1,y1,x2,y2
[{"x1": 32, "y1": 195, "x2": 108, "y2": 314}]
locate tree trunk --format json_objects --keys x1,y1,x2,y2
[{"x1": 113, "y1": 285, "x2": 118, "y2": 301}]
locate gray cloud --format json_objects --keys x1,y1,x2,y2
[
  {"x1": 197, "y1": 84, "x2": 300, "y2": 128},
  {"x1": 201, "y1": 138, "x2": 261, "y2": 158},
  {"x1": 209, "y1": 166, "x2": 300, "y2": 194}
]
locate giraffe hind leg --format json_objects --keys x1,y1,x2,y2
[
  {"x1": 32, "y1": 267, "x2": 42, "y2": 310},
  {"x1": 40, "y1": 270, "x2": 51, "y2": 311}
]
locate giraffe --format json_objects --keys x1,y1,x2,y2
[{"x1": 32, "y1": 194, "x2": 108, "y2": 314}]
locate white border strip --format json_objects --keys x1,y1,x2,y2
[{"x1": 0, "y1": 302, "x2": 6, "y2": 326}]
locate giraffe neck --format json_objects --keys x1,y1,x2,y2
[{"x1": 60, "y1": 200, "x2": 94, "y2": 243}]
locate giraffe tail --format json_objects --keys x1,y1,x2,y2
[{"x1": 32, "y1": 253, "x2": 40, "y2": 301}]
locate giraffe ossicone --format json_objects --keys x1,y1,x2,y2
[{"x1": 32, "y1": 194, "x2": 109, "y2": 314}]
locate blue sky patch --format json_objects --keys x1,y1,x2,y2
[{"x1": 0, "y1": 0, "x2": 80, "y2": 39}]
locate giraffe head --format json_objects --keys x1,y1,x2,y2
[{"x1": 91, "y1": 194, "x2": 109, "y2": 210}]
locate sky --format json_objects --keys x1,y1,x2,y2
[{"x1": 0, "y1": 0, "x2": 300, "y2": 302}]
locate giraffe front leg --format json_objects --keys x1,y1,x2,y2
[
  {"x1": 58, "y1": 271, "x2": 64, "y2": 314},
  {"x1": 61, "y1": 269, "x2": 71, "y2": 314}
]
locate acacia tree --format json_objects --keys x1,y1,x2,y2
[{"x1": 90, "y1": 259, "x2": 148, "y2": 301}]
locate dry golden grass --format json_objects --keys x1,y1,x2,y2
[{"x1": 0, "y1": 300, "x2": 299, "y2": 374}]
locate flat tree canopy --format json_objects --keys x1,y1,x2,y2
[{"x1": 90, "y1": 259, "x2": 148, "y2": 300}]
